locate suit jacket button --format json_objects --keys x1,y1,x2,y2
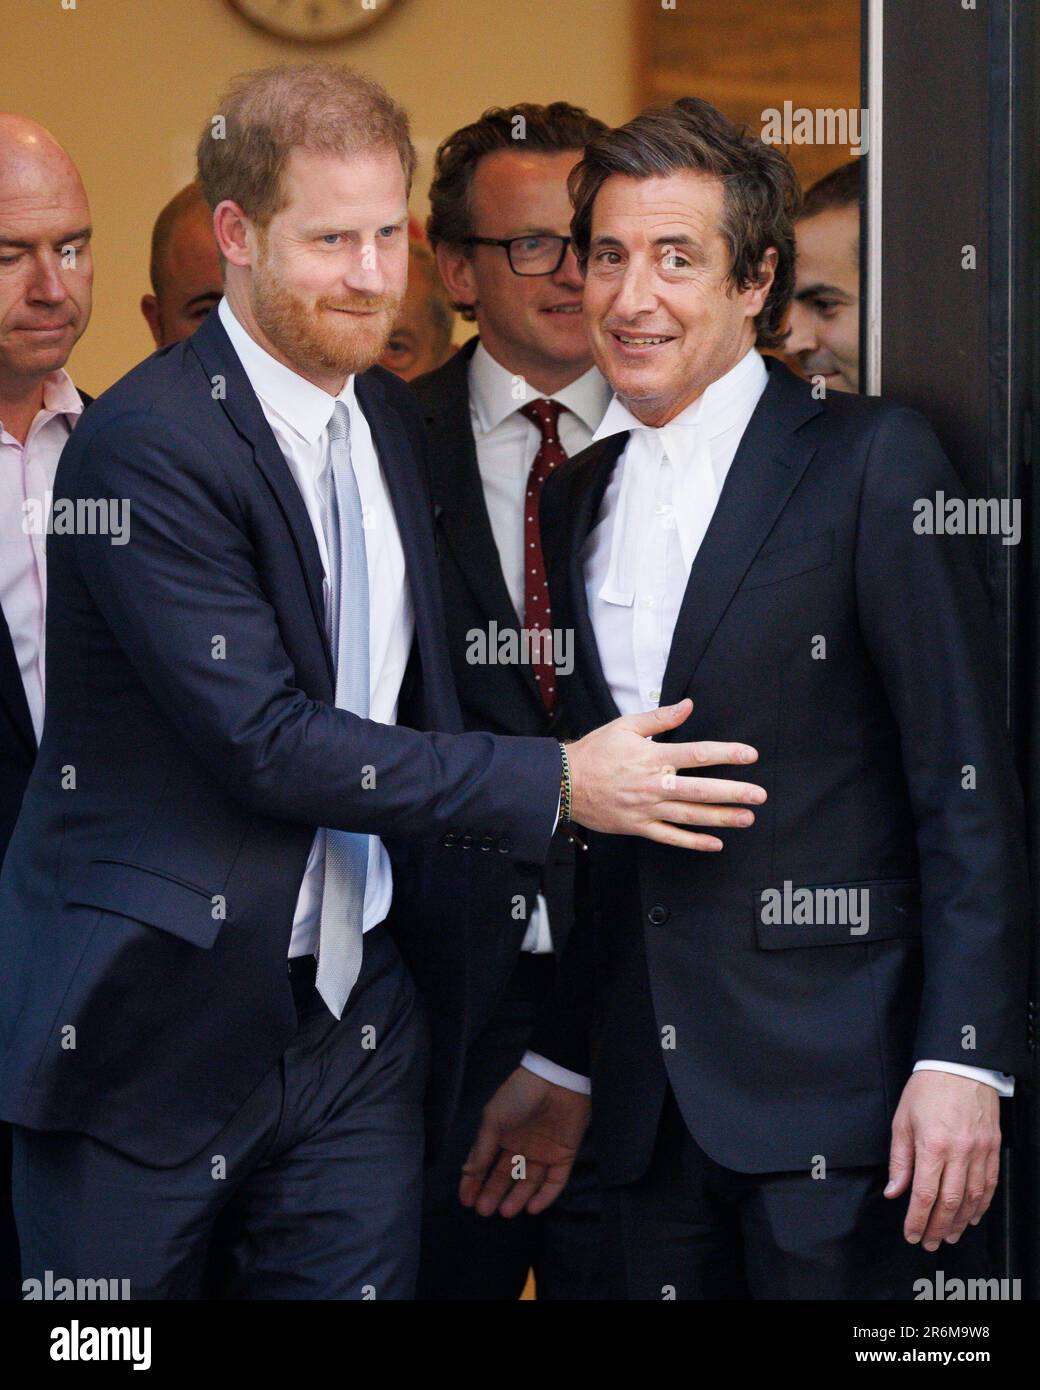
[
  {"x1": 648, "y1": 904, "x2": 669, "y2": 925},
  {"x1": 498, "y1": 837, "x2": 513, "y2": 854},
  {"x1": 442, "y1": 832, "x2": 457, "y2": 847},
  {"x1": 460, "y1": 833, "x2": 474, "y2": 849},
  {"x1": 480, "y1": 835, "x2": 495, "y2": 852}
]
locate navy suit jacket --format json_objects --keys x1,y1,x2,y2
[
  {"x1": 0, "y1": 316, "x2": 559, "y2": 1167},
  {"x1": 530, "y1": 357, "x2": 1031, "y2": 1185},
  {"x1": 0, "y1": 611, "x2": 35, "y2": 869}
]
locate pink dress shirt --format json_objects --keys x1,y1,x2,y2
[{"x1": 0, "y1": 368, "x2": 84, "y2": 742}]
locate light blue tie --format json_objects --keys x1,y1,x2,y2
[{"x1": 316, "y1": 400, "x2": 370, "y2": 1018}]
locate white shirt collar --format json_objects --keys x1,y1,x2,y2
[
  {"x1": 593, "y1": 347, "x2": 768, "y2": 609},
  {"x1": 592, "y1": 345, "x2": 767, "y2": 447},
  {"x1": 468, "y1": 338, "x2": 610, "y2": 436},
  {"x1": 218, "y1": 295, "x2": 355, "y2": 445}
]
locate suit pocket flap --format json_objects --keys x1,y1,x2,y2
[
  {"x1": 69, "y1": 859, "x2": 223, "y2": 949},
  {"x1": 741, "y1": 529, "x2": 834, "y2": 590},
  {"x1": 753, "y1": 878, "x2": 921, "y2": 949}
]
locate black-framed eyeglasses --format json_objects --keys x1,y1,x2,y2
[{"x1": 462, "y1": 234, "x2": 573, "y2": 276}]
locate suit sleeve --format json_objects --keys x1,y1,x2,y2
[
  {"x1": 854, "y1": 406, "x2": 1030, "y2": 1077},
  {"x1": 69, "y1": 411, "x2": 561, "y2": 860}
]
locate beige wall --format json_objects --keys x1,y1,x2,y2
[{"x1": 6, "y1": 0, "x2": 636, "y2": 394}]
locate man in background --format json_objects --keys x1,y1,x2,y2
[
  {"x1": 0, "y1": 112, "x2": 94, "y2": 1300},
  {"x1": 378, "y1": 240, "x2": 453, "y2": 381},
  {"x1": 784, "y1": 159, "x2": 860, "y2": 392},
  {"x1": 140, "y1": 180, "x2": 221, "y2": 348},
  {"x1": 413, "y1": 101, "x2": 610, "y2": 1300}
]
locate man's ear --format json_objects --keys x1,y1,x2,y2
[
  {"x1": 140, "y1": 293, "x2": 162, "y2": 348},
  {"x1": 435, "y1": 241, "x2": 477, "y2": 315},
  {"x1": 213, "y1": 200, "x2": 254, "y2": 269},
  {"x1": 746, "y1": 246, "x2": 779, "y2": 318}
]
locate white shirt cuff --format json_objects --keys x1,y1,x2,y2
[
  {"x1": 519, "y1": 893, "x2": 554, "y2": 954},
  {"x1": 913, "y1": 1059, "x2": 1015, "y2": 1097},
  {"x1": 521, "y1": 1050, "x2": 591, "y2": 1094}
]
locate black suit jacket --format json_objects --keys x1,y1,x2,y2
[
  {"x1": 531, "y1": 356, "x2": 1030, "y2": 1185},
  {"x1": 0, "y1": 619, "x2": 34, "y2": 870},
  {"x1": 0, "y1": 388, "x2": 92, "y2": 865},
  {"x1": 0, "y1": 317, "x2": 559, "y2": 1167},
  {"x1": 412, "y1": 339, "x2": 575, "y2": 1040}
]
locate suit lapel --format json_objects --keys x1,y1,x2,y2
[
  {"x1": 189, "y1": 311, "x2": 333, "y2": 685},
  {"x1": 564, "y1": 435, "x2": 627, "y2": 728},
  {"x1": 0, "y1": 610, "x2": 35, "y2": 761},
  {"x1": 420, "y1": 340, "x2": 544, "y2": 717},
  {"x1": 658, "y1": 359, "x2": 822, "y2": 714},
  {"x1": 355, "y1": 370, "x2": 446, "y2": 716}
]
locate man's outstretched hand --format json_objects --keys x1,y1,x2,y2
[
  {"x1": 459, "y1": 1068, "x2": 590, "y2": 1219},
  {"x1": 566, "y1": 698, "x2": 765, "y2": 850}
]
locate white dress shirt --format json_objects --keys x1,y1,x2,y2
[
  {"x1": 468, "y1": 341, "x2": 610, "y2": 952},
  {"x1": 219, "y1": 297, "x2": 414, "y2": 955},
  {"x1": 584, "y1": 345, "x2": 768, "y2": 715},
  {"x1": 0, "y1": 369, "x2": 83, "y2": 742},
  {"x1": 524, "y1": 346, "x2": 1012, "y2": 1096}
]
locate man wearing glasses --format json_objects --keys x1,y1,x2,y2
[{"x1": 411, "y1": 103, "x2": 610, "y2": 1299}]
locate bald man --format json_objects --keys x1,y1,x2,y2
[
  {"x1": 378, "y1": 241, "x2": 454, "y2": 381},
  {"x1": 0, "y1": 113, "x2": 94, "y2": 1301},
  {"x1": 140, "y1": 181, "x2": 222, "y2": 347}
]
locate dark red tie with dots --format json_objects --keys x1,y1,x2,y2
[{"x1": 518, "y1": 398, "x2": 568, "y2": 715}]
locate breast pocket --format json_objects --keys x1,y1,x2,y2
[{"x1": 740, "y1": 529, "x2": 834, "y2": 591}]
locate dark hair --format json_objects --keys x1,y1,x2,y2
[
  {"x1": 426, "y1": 101, "x2": 608, "y2": 321},
  {"x1": 801, "y1": 158, "x2": 862, "y2": 218},
  {"x1": 569, "y1": 97, "x2": 802, "y2": 350}
]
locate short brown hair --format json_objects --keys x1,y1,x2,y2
[
  {"x1": 569, "y1": 97, "x2": 802, "y2": 350},
  {"x1": 426, "y1": 101, "x2": 607, "y2": 321},
  {"x1": 196, "y1": 63, "x2": 416, "y2": 234}
]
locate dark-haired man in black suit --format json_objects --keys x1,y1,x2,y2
[
  {"x1": 465, "y1": 98, "x2": 1029, "y2": 1300},
  {"x1": 413, "y1": 102, "x2": 610, "y2": 1300}
]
